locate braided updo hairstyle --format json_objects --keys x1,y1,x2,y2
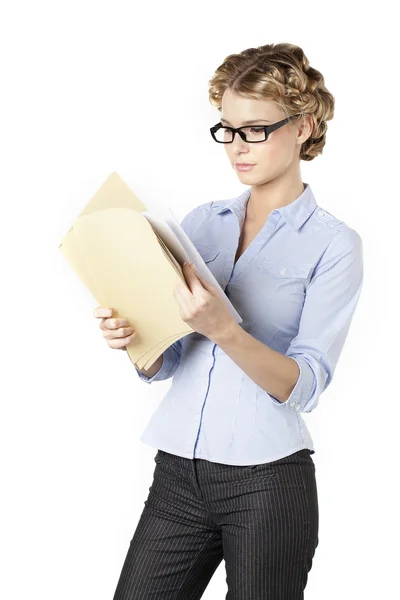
[{"x1": 208, "y1": 43, "x2": 335, "y2": 162}]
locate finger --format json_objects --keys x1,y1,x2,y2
[
  {"x1": 108, "y1": 332, "x2": 137, "y2": 349},
  {"x1": 173, "y1": 282, "x2": 197, "y2": 317},
  {"x1": 186, "y1": 264, "x2": 216, "y2": 294},
  {"x1": 103, "y1": 326, "x2": 135, "y2": 339},
  {"x1": 174, "y1": 277, "x2": 191, "y2": 298},
  {"x1": 100, "y1": 317, "x2": 130, "y2": 330},
  {"x1": 94, "y1": 307, "x2": 113, "y2": 318},
  {"x1": 180, "y1": 265, "x2": 210, "y2": 295},
  {"x1": 184, "y1": 263, "x2": 205, "y2": 284}
]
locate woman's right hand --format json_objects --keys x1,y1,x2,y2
[{"x1": 93, "y1": 306, "x2": 137, "y2": 350}]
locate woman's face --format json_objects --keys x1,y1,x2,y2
[{"x1": 220, "y1": 89, "x2": 311, "y2": 183}]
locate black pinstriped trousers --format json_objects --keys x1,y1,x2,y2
[{"x1": 113, "y1": 448, "x2": 319, "y2": 600}]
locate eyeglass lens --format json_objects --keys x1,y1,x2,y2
[{"x1": 215, "y1": 125, "x2": 267, "y2": 143}]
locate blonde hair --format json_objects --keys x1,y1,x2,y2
[{"x1": 208, "y1": 42, "x2": 335, "y2": 161}]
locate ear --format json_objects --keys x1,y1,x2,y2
[{"x1": 298, "y1": 114, "x2": 313, "y2": 143}]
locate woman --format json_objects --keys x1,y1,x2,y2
[{"x1": 96, "y1": 42, "x2": 363, "y2": 599}]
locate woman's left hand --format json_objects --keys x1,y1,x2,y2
[{"x1": 173, "y1": 262, "x2": 237, "y2": 344}]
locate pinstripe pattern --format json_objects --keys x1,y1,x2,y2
[{"x1": 113, "y1": 448, "x2": 318, "y2": 599}]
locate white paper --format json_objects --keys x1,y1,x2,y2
[{"x1": 142, "y1": 208, "x2": 242, "y2": 324}]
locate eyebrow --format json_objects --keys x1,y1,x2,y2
[{"x1": 220, "y1": 118, "x2": 271, "y2": 125}]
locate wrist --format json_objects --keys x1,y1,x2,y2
[{"x1": 212, "y1": 320, "x2": 241, "y2": 346}]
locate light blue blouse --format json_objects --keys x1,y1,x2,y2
[{"x1": 136, "y1": 183, "x2": 364, "y2": 465}]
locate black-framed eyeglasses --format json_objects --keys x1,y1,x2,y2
[{"x1": 210, "y1": 114, "x2": 302, "y2": 143}]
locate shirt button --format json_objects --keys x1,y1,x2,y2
[
  {"x1": 319, "y1": 209, "x2": 325, "y2": 217},
  {"x1": 295, "y1": 403, "x2": 301, "y2": 410},
  {"x1": 289, "y1": 401, "x2": 296, "y2": 407},
  {"x1": 280, "y1": 268, "x2": 287, "y2": 275}
]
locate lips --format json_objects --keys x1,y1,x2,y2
[{"x1": 236, "y1": 163, "x2": 255, "y2": 166}]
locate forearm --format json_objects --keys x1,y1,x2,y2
[{"x1": 212, "y1": 323, "x2": 299, "y2": 403}]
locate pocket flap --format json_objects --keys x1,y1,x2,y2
[
  {"x1": 261, "y1": 258, "x2": 313, "y2": 279},
  {"x1": 196, "y1": 245, "x2": 220, "y2": 263}
]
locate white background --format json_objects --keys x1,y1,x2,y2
[{"x1": 1, "y1": 1, "x2": 398, "y2": 598}]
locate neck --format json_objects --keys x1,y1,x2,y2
[{"x1": 246, "y1": 173, "x2": 305, "y2": 223}]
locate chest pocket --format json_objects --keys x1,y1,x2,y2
[
  {"x1": 195, "y1": 245, "x2": 222, "y2": 287},
  {"x1": 257, "y1": 258, "x2": 313, "y2": 295},
  {"x1": 196, "y1": 245, "x2": 220, "y2": 264}
]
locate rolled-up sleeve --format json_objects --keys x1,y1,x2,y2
[
  {"x1": 270, "y1": 226, "x2": 364, "y2": 412},
  {"x1": 135, "y1": 339, "x2": 183, "y2": 383},
  {"x1": 135, "y1": 206, "x2": 200, "y2": 384}
]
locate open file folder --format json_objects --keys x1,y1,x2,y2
[{"x1": 58, "y1": 172, "x2": 242, "y2": 371}]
